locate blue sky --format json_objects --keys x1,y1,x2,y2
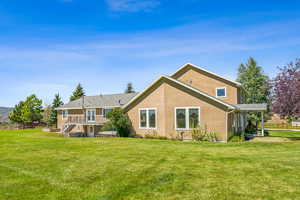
[{"x1": 1, "y1": 0, "x2": 300, "y2": 107}]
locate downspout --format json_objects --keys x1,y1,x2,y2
[{"x1": 226, "y1": 109, "x2": 236, "y2": 142}]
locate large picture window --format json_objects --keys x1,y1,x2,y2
[
  {"x1": 139, "y1": 108, "x2": 157, "y2": 129},
  {"x1": 175, "y1": 107, "x2": 200, "y2": 130}
]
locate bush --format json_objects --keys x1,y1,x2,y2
[
  {"x1": 228, "y1": 131, "x2": 245, "y2": 142},
  {"x1": 101, "y1": 121, "x2": 114, "y2": 131},
  {"x1": 191, "y1": 125, "x2": 218, "y2": 142},
  {"x1": 144, "y1": 131, "x2": 167, "y2": 140},
  {"x1": 107, "y1": 108, "x2": 131, "y2": 137}
]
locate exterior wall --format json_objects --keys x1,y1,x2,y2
[
  {"x1": 126, "y1": 80, "x2": 229, "y2": 141},
  {"x1": 127, "y1": 81, "x2": 166, "y2": 137},
  {"x1": 173, "y1": 67, "x2": 239, "y2": 104}
]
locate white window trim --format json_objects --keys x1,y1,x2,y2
[
  {"x1": 138, "y1": 108, "x2": 157, "y2": 130},
  {"x1": 62, "y1": 110, "x2": 68, "y2": 120},
  {"x1": 216, "y1": 87, "x2": 227, "y2": 98},
  {"x1": 86, "y1": 109, "x2": 96, "y2": 122},
  {"x1": 175, "y1": 107, "x2": 200, "y2": 130}
]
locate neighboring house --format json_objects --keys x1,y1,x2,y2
[{"x1": 56, "y1": 63, "x2": 267, "y2": 141}]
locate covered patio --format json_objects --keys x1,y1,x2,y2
[{"x1": 234, "y1": 104, "x2": 268, "y2": 136}]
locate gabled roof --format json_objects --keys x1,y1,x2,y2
[
  {"x1": 123, "y1": 75, "x2": 236, "y2": 110},
  {"x1": 56, "y1": 93, "x2": 139, "y2": 110},
  {"x1": 171, "y1": 63, "x2": 243, "y2": 87}
]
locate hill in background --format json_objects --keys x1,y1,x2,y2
[{"x1": 0, "y1": 107, "x2": 13, "y2": 122}]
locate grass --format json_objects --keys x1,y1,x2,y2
[
  {"x1": 1, "y1": 129, "x2": 300, "y2": 200},
  {"x1": 268, "y1": 130, "x2": 300, "y2": 139}
]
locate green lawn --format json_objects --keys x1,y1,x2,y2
[
  {"x1": 1, "y1": 129, "x2": 300, "y2": 200},
  {"x1": 268, "y1": 130, "x2": 300, "y2": 139}
]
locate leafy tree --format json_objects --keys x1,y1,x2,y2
[
  {"x1": 237, "y1": 57, "x2": 270, "y2": 126},
  {"x1": 125, "y1": 82, "x2": 135, "y2": 93},
  {"x1": 9, "y1": 94, "x2": 43, "y2": 127},
  {"x1": 272, "y1": 59, "x2": 300, "y2": 121},
  {"x1": 49, "y1": 93, "x2": 64, "y2": 127},
  {"x1": 21, "y1": 94, "x2": 43, "y2": 124},
  {"x1": 70, "y1": 83, "x2": 85, "y2": 101},
  {"x1": 107, "y1": 108, "x2": 131, "y2": 137}
]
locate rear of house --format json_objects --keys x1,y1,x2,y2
[
  {"x1": 56, "y1": 93, "x2": 138, "y2": 137},
  {"x1": 56, "y1": 63, "x2": 267, "y2": 141}
]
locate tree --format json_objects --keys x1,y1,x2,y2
[
  {"x1": 21, "y1": 94, "x2": 43, "y2": 124},
  {"x1": 237, "y1": 57, "x2": 270, "y2": 126},
  {"x1": 272, "y1": 59, "x2": 300, "y2": 121},
  {"x1": 9, "y1": 94, "x2": 43, "y2": 127},
  {"x1": 9, "y1": 101, "x2": 25, "y2": 125},
  {"x1": 49, "y1": 93, "x2": 64, "y2": 127},
  {"x1": 70, "y1": 83, "x2": 85, "y2": 101},
  {"x1": 107, "y1": 108, "x2": 131, "y2": 137},
  {"x1": 125, "y1": 82, "x2": 135, "y2": 93}
]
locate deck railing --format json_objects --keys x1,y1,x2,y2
[{"x1": 67, "y1": 115, "x2": 86, "y2": 124}]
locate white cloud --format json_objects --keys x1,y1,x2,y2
[{"x1": 106, "y1": 0, "x2": 160, "y2": 12}]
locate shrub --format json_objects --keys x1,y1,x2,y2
[
  {"x1": 107, "y1": 108, "x2": 131, "y2": 137},
  {"x1": 101, "y1": 121, "x2": 114, "y2": 131},
  {"x1": 191, "y1": 125, "x2": 218, "y2": 142},
  {"x1": 228, "y1": 131, "x2": 245, "y2": 142},
  {"x1": 144, "y1": 130, "x2": 167, "y2": 140}
]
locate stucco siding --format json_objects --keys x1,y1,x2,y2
[
  {"x1": 126, "y1": 80, "x2": 228, "y2": 141},
  {"x1": 127, "y1": 81, "x2": 166, "y2": 137},
  {"x1": 173, "y1": 67, "x2": 238, "y2": 104}
]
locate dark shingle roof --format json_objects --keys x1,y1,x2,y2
[{"x1": 57, "y1": 93, "x2": 139, "y2": 109}]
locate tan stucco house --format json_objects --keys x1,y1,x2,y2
[{"x1": 56, "y1": 63, "x2": 267, "y2": 141}]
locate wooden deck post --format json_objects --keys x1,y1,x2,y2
[{"x1": 261, "y1": 111, "x2": 264, "y2": 136}]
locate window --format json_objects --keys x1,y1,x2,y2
[
  {"x1": 216, "y1": 87, "x2": 226, "y2": 97},
  {"x1": 139, "y1": 108, "x2": 157, "y2": 129},
  {"x1": 175, "y1": 107, "x2": 200, "y2": 130},
  {"x1": 62, "y1": 110, "x2": 68, "y2": 120},
  {"x1": 86, "y1": 109, "x2": 96, "y2": 122},
  {"x1": 103, "y1": 108, "x2": 113, "y2": 118}
]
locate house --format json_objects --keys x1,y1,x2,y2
[{"x1": 56, "y1": 63, "x2": 267, "y2": 141}]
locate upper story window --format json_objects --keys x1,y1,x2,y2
[
  {"x1": 62, "y1": 110, "x2": 68, "y2": 120},
  {"x1": 216, "y1": 87, "x2": 226, "y2": 98},
  {"x1": 86, "y1": 109, "x2": 96, "y2": 122},
  {"x1": 175, "y1": 107, "x2": 200, "y2": 130},
  {"x1": 103, "y1": 108, "x2": 113, "y2": 119},
  {"x1": 139, "y1": 108, "x2": 157, "y2": 129}
]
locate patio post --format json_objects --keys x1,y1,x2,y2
[{"x1": 261, "y1": 111, "x2": 264, "y2": 136}]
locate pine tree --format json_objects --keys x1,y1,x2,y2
[
  {"x1": 237, "y1": 57, "x2": 270, "y2": 126},
  {"x1": 49, "y1": 93, "x2": 64, "y2": 127},
  {"x1": 125, "y1": 82, "x2": 135, "y2": 93},
  {"x1": 70, "y1": 83, "x2": 85, "y2": 101}
]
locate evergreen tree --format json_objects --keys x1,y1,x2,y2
[
  {"x1": 9, "y1": 101, "x2": 25, "y2": 125},
  {"x1": 70, "y1": 83, "x2": 85, "y2": 101},
  {"x1": 49, "y1": 93, "x2": 64, "y2": 127},
  {"x1": 237, "y1": 57, "x2": 270, "y2": 126},
  {"x1": 125, "y1": 82, "x2": 135, "y2": 93}
]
